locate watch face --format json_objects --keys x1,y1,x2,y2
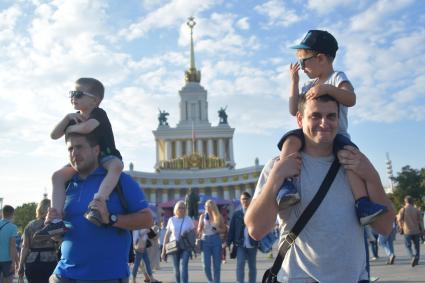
[{"x1": 111, "y1": 214, "x2": 118, "y2": 222}]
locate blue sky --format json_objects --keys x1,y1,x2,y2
[{"x1": 0, "y1": 0, "x2": 424, "y2": 207}]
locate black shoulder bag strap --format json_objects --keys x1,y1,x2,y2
[{"x1": 262, "y1": 158, "x2": 340, "y2": 283}]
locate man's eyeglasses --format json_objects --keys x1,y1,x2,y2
[
  {"x1": 178, "y1": 206, "x2": 186, "y2": 209},
  {"x1": 241, "y1": 198, "x2": 250, "y2": 201},
  {"x1": 298, "y1": 55, "x2": 316, "y2": 68},
  {"x1": 69, "y1": 90, "x2": 97, "y2": 99}
]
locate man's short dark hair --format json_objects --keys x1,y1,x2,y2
[
  {"x1": 75, "y1": 78, "x2": 105, "y2": 101},
  {"x1": 65, "y1": 132, "x2": 99, "y2": 147},
  {"x1": 2, "y1": 205, "x2": 14, "y2": 218},
  {"x1": 298, "y1": 94, "x2": 339, "y2": 116},
  {"x1": 405, "y1": 195, "x2": 414, "y2": 204},
  {"x1": 241, "y1": 191, "x2": 251, "y2": 199}
]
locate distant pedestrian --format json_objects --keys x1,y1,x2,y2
[
  {"x1": 0, "y1": 205, "x2": 18, "y2": 283},
  {"x1": 378, "y1": 221, "x2": 397, "y2": 265},
  {"x1": 18, "y1": 199, "x2": 58, "y2": 283},
  {"x1": 132, "y1": 228, "x2": 161, "y2": 283},
  {"x1": 397, "y1": 195, "x2": 424, "y2": 267},
  {"x1": 198, "y1": 200, "x2": 226, "y2": 283},
  {"x1": 227, "y1": 192, "x2": 258, "y2": 283},
  {"x1": 161, "y1": 201, "x2": 195, "y2": 283},
  {"x1": 366, "y1": 225, "x2": 379, "y2": 260}
]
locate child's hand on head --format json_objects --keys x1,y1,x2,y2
[
  {"x1": 305, "y1": 84, "x2": 329, "y2": 100},
  {"x1": 289, "y1": 62, "x2": 300, "y2": 83}
]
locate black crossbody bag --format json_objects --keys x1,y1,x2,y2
[{"x1": 262, "y1": 159, "x2": 340, "y2": 283}]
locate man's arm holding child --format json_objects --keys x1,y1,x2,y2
[
  {"x1": 92, "y1": 198, "x2": 153, "y2": 230},
  {"x1": 51, "y1": 113, "x2": 85, "y2": 139},
  {"x1": 245, "y1": 153, "x2": 301, "y2": 240},
  {"x1": 306, "y1": 81, "x2": 356, "y2": 107}
]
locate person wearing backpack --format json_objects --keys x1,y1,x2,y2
[
  {"x1": 47, "y1": 132, "x2": 153, "y2": 283},
  {"x1": 18, "y1": 199, "x2": 58, "y2": 283}
]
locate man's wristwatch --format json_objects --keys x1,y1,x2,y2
[{"x1": 106, "y1": 214, "x2": 118, "y2": 227}]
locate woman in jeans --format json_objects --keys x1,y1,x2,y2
[
  {"x1": 132, "y1": 228, "x2": 161, "y2": 283},
  {"x1": 161, "y1": 201, "x2": 194, "y2": 283},
  {"x1": 197, "y1": 200, "x2": 226, "y2": 283},
  {"x1": 17, "y1": 199, "x2": 58, "y2": 283}
]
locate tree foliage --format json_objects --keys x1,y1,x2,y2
[
  {"x1": 390, "y1": 166, "x2": 425, "y2": 211},
  {"x1": 13, "y1": 202, "x2": 37, "y2": 233}
]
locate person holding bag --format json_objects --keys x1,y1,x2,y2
[
  {"x1": 18, "y1": 199, "x2": 58, "y2": 283},
  {"x1": 161, "y1": 201, "x2": 194, "y2": 283},
  {"x1": 132, "y1": 228, "x2": 161, "y2": 283},
  {"x1": 245, "y1": 95, "x2": 394, "y2": 283},
  {"x1": 197, "y1": 200, "x2": 226, "y2": 283}
]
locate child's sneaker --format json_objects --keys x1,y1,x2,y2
[
  {"x1": 33, "y1": 221, "x2": 68, "y2": 239},
  {"x1": 355, "y1": 197, "x2": 388, "y2": 225},
  {"x1": 84, "y1": 208, "x2": 103, "y2": 226},
  {"x1": 276, "y1": 178, "x2": 300, "y2": 210}
]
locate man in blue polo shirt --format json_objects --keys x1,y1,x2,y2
[{"x1": 49, "y1": 132, "x2": 153, "y2": 283}]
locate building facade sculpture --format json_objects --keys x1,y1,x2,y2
[{"x1": 127, "y1": 17, "x2": 263, "y2": 205}]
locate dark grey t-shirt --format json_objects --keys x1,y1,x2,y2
[{"x1": 254, "y1": 153, "x2": 368, "y2": 283}]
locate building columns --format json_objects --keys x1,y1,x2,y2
[
  {"x1": 176, "y1": 140, "x2": 182, "y2": 157},
  {"x1": 207, "y1": 139, "x2": 213, "y2": 156},
  {"x1": 218, "y1": 139, "x2": 225, "y2": 159},
  {"x1": 186, "y1": 140, "x2": 193, "y2": 155},
  {"x1": 165, "y1": 140, "x2": 172, "y2": 160},
  {"x1": 229, "y1": 138, "x2": 234, "y2": 162},
  {"x1": 196, "y1": 139, "x2": 203, "y2": 155},
  {"x1": 150, "y1": 191, "x2": 156, "y2": 203}
]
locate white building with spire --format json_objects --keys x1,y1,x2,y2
[{"x1": 127, "y1": 17, "x2": 263, "y2": 204}]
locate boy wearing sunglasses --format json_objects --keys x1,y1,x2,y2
[
  {"x1": 276, "y1": 30, "x2": 387, "y2": 226},
  {"x1": 36, "y1": 78, "x2": 123, "y2": 237}
]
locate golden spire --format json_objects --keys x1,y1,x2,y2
[{"x1": 185, "y1": 16, "x2": 201, "y2": 83}]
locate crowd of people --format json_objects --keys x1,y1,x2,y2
[
  {"x1": 1, "y1": 191, "x2": 424, "y2": 283},
  {"x1": 1, "y1": 29, "x2": 425, "y2": 283}
]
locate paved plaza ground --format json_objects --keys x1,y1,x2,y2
[
  {"x1": 12, "y1": 237, "x2": 424, "y2": 283},
  {"x1": 146, "y1": 237, "x2": 424, "y2": 283}
]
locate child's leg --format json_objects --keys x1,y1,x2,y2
[
  {"x1": 51, "y1": 165, "x2": 77, "y2": 220},
  {"x1": 279, "y1": 135, "x2": 303, "y2": 159},
  {"x1": 95, "y1": 158, "x2": 124, "y2": 201},
  {"x1": 34, "y1": 166, "x2": 75, "y2": 238},
  {"x1": 335, "y1": 135, "x2": 388, "y2": 225},
  {"x1": 346, "y1": 170, "x2": 368, "y2": 200},
  {"x1": 85, "y1": 157, "x2": 124, "y2": 226},
  {"x1": 276, "y1": 129, "x2": 304, "y2": 210}
]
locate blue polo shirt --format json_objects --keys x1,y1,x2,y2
[
  {"x1": 0, "y1": 220, "x2": 18, "y2": 261},
  {"x1": 54, "y1": 168, "x2": 148, "y2": 280}
]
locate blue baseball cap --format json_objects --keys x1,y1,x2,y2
[{"x1": 291, "y1": 30, "x2": 338, "y2": 58}]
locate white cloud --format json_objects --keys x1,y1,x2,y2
[
  {"x1": 120, "y1": 0, "x2": 218, "y2": 40},
  {"x1": 236, "y1": 17, "x2": 250, "y2": 30},
  {"x1": 350, "y1": 0, "x2": 414, "y2": 32},
  {"x1": 254, "y1": 0, "x2": 301, "y2": 27},
  {"x1": 307, "y1": 0, "x2": 357, "y2": 14}
]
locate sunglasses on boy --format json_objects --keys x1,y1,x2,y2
[
  {"x1": 69, "y1": 90, "x2": 97, "y2": 99},
  {"x1": 298, "y1": 54, "x2": 317, "y2": 69}
]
